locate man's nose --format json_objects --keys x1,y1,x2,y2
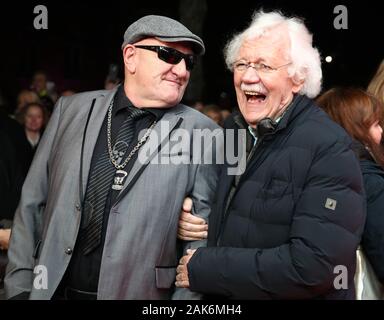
[
  {"x1": 241, "y1": 67, "x2": 261, "y2": 83},
  {"x1": 171, "y1": 58, "x2": 188, "y2": 76}
]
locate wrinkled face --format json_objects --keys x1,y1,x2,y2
[
  {"x1": 369, "y1": 120, "x2": 383, "y2": 145},
  {"x1": 123, "y1": 39, "x2": 193, "y2": 108},
  {"x1": 25, "y1": 105, "x2": 44, "y2": 132},
  {"x1": 233, "y1": 29, "x2": 303, "y2": 127}
]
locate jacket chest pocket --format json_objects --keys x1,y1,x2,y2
[
  {"x1": 261, "y1": 178, "x2": 293, "y2": 199},
  {"x1": 251, "y1": 178, "x2": 295, "y2": 226},
  {"x1": 32, "y1": 239, "x2": 42, "y2": 264}
]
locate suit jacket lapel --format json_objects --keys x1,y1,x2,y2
[{"x1": 80, "y1": 89, "x2": 117, "y2": 200}]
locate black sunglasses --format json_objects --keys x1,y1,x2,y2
[{"x1": 135, "y1": 45, "x2": 195, "y2": 71}]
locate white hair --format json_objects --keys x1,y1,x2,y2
[{"x1": 224, "y1": 10, "x2": 322, "y2": 98}]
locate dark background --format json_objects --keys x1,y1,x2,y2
[{"x1": 0, "y1": 0, "x2": 382, "y2": 112}]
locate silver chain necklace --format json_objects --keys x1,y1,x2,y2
[{"x1": 107, "y1": 99, "x2": 156, "y2": 190}]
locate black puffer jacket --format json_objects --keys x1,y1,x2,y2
[{"x1": 188, "y1": 95, "x2": 366, "y2": 299}]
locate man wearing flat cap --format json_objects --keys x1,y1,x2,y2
[{"x1": 5, "y1": 15, "x2": 221, "y2": 300}]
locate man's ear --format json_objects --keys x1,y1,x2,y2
[
  {"x1": 292, "y1": 80, "x2": 304, "y2": 94},
  {"x1": 123, "y1": 45, "x2": 136, "y2": 73},
  {"x1": 290, "y1": 67, "x2": 306, "y2": 94}
]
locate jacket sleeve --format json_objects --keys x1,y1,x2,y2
[
  {"x1": 188, "y1": 140, "x2": 366, "y2": 299},
  {"x1": 361, "y1": 173, "x2": 384, "y2": 284},
  {"x1": 172, "y1": 124, "x2": 222, "y2": 300},
  {"x1": 4, "y1": 98, "x2": 63, "y2": 299}
]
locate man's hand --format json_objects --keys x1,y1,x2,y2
[
  {"x1": 0, "y1": 228, "x2": 11, "y2": 250},
  {"x1": 175, "y1": 249, "x2": 196, "y2": 288},
  {"x1": 177, "y1": 197, "x2": 208, "y2": 241}
]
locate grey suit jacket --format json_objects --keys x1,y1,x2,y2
[{"x1": 5, "y1": 88, "x2": 221, "y2": 299}]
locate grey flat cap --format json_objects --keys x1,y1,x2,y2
[{"x1": 122, "y1": 15, "x2": 205, "y2": 55}]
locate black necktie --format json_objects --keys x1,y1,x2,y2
[{"x1": 81, "y1": 106, "x2": 148, "y2": 255}]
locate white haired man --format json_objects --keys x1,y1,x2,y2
[{"x1": 175, "y1": 10, "x2": 365, "y2": 299}]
